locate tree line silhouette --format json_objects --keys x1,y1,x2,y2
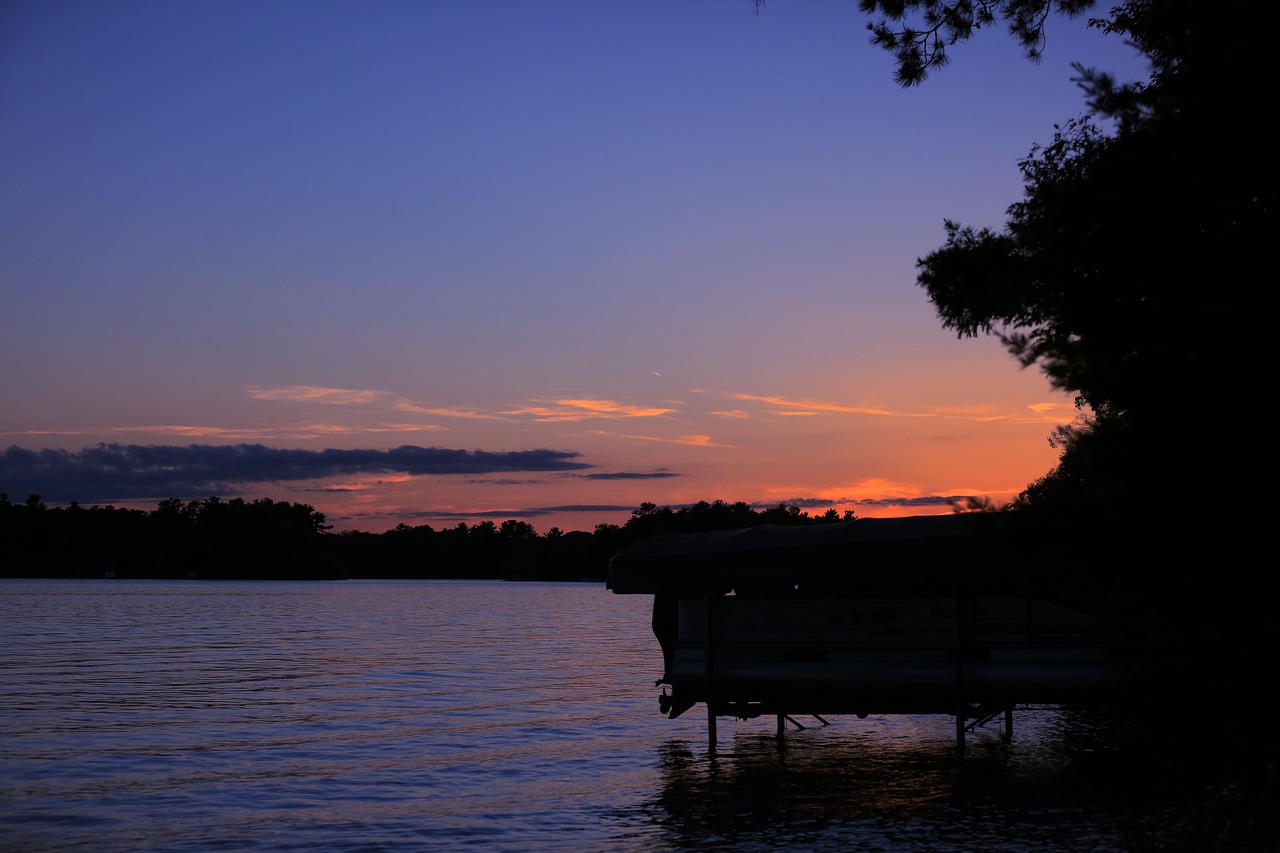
[{"x1": 0, "y1": 493, "x2": 857, "y2": 582}]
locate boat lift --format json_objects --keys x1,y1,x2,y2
[{"x1": 607, "y1": 515, "x2": 1150, "y2": 754}]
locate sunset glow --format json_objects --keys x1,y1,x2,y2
[{"x1": 0, "y1": 2, "x2": 1147, "y2": 533}]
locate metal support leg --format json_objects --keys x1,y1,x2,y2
[
  {"x1": 704, "y1": 595, "x2": 716, "y2": 753},
  {"x1": 953, "y1": 584, "x2": 966, "y2": 756}
]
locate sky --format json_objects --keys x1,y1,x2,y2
[{"x1": 0, "y1": 1, "x2": 1149, "y2": 534}]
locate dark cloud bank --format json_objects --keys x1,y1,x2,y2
[
  {"x1": 0, "y1": 443, "x2": 592, "y2": 503},
  {"x1": 780, "y1": 496, "x2": 972, "y2": 510},
  {"x1": 578, "y1": 471, "x2": 678, "y2": 481}
]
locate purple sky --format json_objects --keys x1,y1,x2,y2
[{"x1": 1, "y1": 1, "x2": 1148, "y2": 532}]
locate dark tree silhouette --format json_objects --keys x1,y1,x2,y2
[
  {"x1": 908, "y1": 2, "x2": 1273, "y2": 537},
  {"x1": 755, "y1": 1, "x2": 1107, "y2": 85},
  {"x1": 843, "y1": 6, "x2": 1277, "y2": 826},
  {"x1": 860, "y1": 0, "x2": 1097, "y2": 85}
]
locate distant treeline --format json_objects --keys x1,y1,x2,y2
[{"x1": 0, "y1": 494, "x2": 858, "y2": 582}]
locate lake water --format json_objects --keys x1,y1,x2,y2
[{"x1": 0, "y1": 579, "x2": 1219, "y2": 851}]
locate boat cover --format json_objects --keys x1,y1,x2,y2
[{"x1": 606, "y1": 514, "x2": 1015, "y2": 596}]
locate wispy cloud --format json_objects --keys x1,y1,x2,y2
[
  {"x1": 587, "y1": 430, "x2": 727, "y2": 447},
  {"x1": 306, "y1": 423, "x2": 449, "y2": 434},
  {"x1": 393, "y1": 404, "x2": 505, "y2": 419},
  {"x1": 461, "y1": 470, "x2": 680, "y2": 485},
  {"x1": 247, "y1": 386, "x2": 393, "y2": 406},
  {"x1": 711, "y1": 391, "x2": 1072, "y2": 424},
  {"x1": 846, "y1": 495, "x2": 976, "y2": 508},
  {"x1": 248, "y1": 385, "x2": 508, "y2": 421},
  {"x1": 4, "y1": 423, "x2": 447, "y2": 440},
  {"x1": 723, "y1": 392, "x2": 926, "y2": 418},
  {"x1": 1027, "y1": 401, "x2": 1080, "y2": 419},
  {"x1": 7, "y1": 425, "x2": 281, "y2": 440},
  {"x1": 503, "y1": 398, "x2": 677, "y2": 422},
  {"x1": 461, "y1": 477, "x2": 549, "y2": 486},
  {"x1": 248, "y1": 385, "x2": 675, "y2": 424},
  {"x1": 0, "y1": 443, "x2": 592, "y2": 504},
  {"x1": 929, "y1": 402, "x2": 1077, "y2": 424},
  {"x1": 309, "y1": 474, "x2": 417, "y2": 493}
]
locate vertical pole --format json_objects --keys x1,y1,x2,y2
[
  {"x1": 953, "y1": 582, "x2": 966, "y2": 757},
  {"x1": 704, "y1": 594, "x2": 717, "y2": 752},
  {"x1": 1004, "y1": 707, "x2": 1014, "y2": 740}
]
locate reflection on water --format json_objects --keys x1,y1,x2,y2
[
  {"x1": 628, "y1": 710, "x2": 1199, "y2": 852},
  {"x1": 0, "y1": 579, "x2": 1220, "y2": 851}
]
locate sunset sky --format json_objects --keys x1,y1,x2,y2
[{"x1": 1, "y1": 1, "x2": 1148, "y2": 533}]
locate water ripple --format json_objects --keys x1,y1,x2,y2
[{"x1": 2, "y1": 579, "x2": 1206, "y2": 851}]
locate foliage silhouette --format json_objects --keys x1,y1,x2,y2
[
  {"x1": 843, "y1": 4, "x2": 1276, "y2": 834},
  {"x1": 0, "y1": 493, "x2": 862, "y2": 582},
  {"x1": 902, "y1": 1, "x2": 1272, "y2": 567}
]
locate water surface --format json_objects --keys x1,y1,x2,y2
[{"x1": 1, "y1": 579, "x2": 1205, "y2": 850}]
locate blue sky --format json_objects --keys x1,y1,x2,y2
[{"x1": 1, "y1": 1, "x2": 1149, "y2": 532}]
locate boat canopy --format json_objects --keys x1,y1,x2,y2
[{"x1": 606, "y1": 514, "x2": 1016, "y2": 597}]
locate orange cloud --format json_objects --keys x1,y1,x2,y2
[
  {"x1": 305, "y1": 423, "x2": 448, "y2": 434},
  {"x1": 322, "y1": 473, "x2": 417, "y2": 492},
  {"x1": 588, "y1": 430, "x2": 726, "y2": 447},
  {"x1": 505, "y1": 398, "x2": 676, "y2": 422},
  {"x1": 247, "y1": 385, "x2": 393, "y2": 405},
  {"x1": 932, "y1": 403, "x2": 1075, "y2": 424},
  {"x1": 248, "y1": 384, "x2": 496, "y2": 420},
  {"x1": 393, "y1": 403, "x2": 506, "y2": 419},
  {"x1": 248, "y1": 385, "x2": 670, "y2": 424},
  {"x1": 834, "y1": 478, "x2": 929, "y2": 500},
  {"x1": 722, "y1": 392, "x2": 917, "y2": 417},
  {"x1": 714, "y1": 390, "x2": 1072, "y2": 424}
]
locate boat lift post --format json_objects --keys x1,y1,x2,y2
[{"x1": 704, "y1": 594, "x2": 716, "y2": 752}]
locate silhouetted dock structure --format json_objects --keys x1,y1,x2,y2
[{"x1": 607, "y1": 514, "x2": 1154, "y2": 753}]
